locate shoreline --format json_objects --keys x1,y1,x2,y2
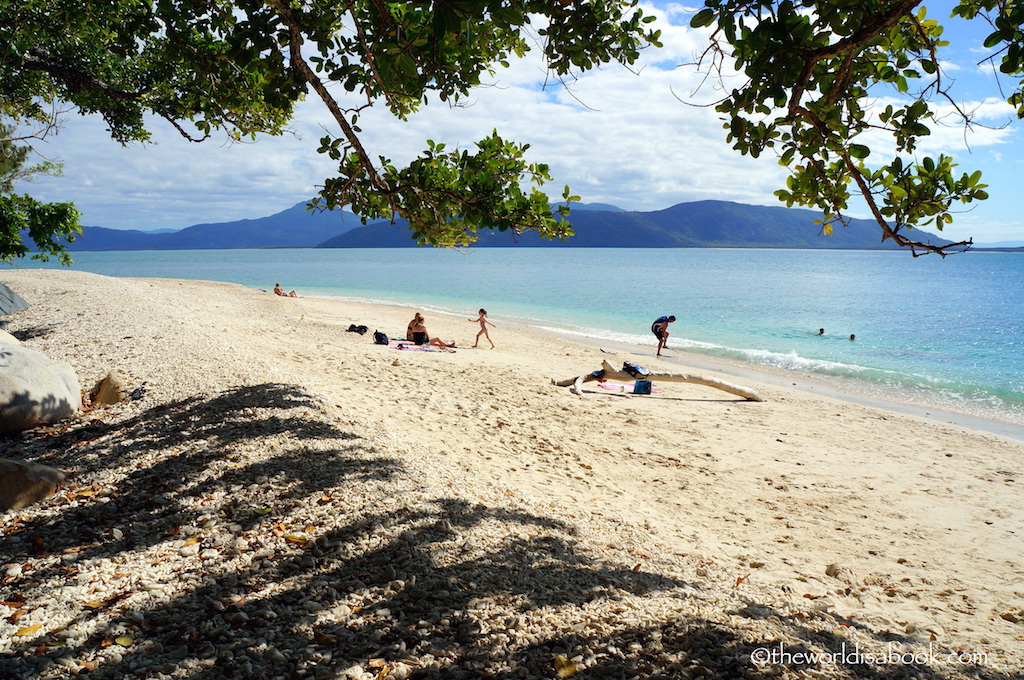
[
  {"x1": 340, "y1": 295, "x2": 1024, "y2": 442},
  {"x1": 553, "y1": 330, "x2": 1024, "y2": 442},
  {"x1": 11, "y1": 250, "x2": 1022, "y2": 436},
  {"x1": 3, "y1": 270, "x2": 1023, "y2": 677}
]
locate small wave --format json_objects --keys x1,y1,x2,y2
[
  {"x1": 530, "y1": 325, "x2": 657, "y2": 347},
  {"x1": 739, "y1": 348, "x2": 881, "y2": 376}
]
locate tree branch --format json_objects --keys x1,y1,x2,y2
[
  {"x1": 23, "y1": 49, "x2": 141, "y2": 101},
  {"x1": 806, "y1": 0, "x2": 924, "y2": 62},
  {"x1": 267, "y1": 0, "x2": 391, "y2": 199}
]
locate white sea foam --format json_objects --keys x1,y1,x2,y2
[{"x1": 739, "y1": 348, "x2": 875, "y2": 375}]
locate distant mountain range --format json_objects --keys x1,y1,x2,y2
[
  {"x1": 318, "y1": 200, "x2": 955, "y2": 250},
  {"x1": 58, "y1": 202, "x2": 368, "y2": 251},
  {"x1": 39, "y1": 199, "x2": 972, "y2": 251}
]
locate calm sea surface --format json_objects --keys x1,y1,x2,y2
[{"x1": 8, "y1": 247, "x2": 1024, "y2": 421}]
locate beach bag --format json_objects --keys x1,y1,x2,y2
[
  {"x1": 623, "y1": 361, "x2": 650, "y2": 378},
  {"x1": 633, "y1": 380, "x2": 653, "y2": 395},
  {"x1": 373, "y1": 330, "x2": 389, "y2": 345}
]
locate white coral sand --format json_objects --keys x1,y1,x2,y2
[{"x1": 1, "y1": 269, "x2": 1020, "y2": 679}]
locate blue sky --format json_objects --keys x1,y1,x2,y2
[{"x1": 14, "y1": 1, "x2": 1024, "y2": 245}]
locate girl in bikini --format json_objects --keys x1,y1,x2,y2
[{"x1": 468, "y1": 308, "x2": 496, "y2": 348}]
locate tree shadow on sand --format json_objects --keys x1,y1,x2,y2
[
  {"x1": 1, "y1": 384, "x2": 1017, "y2": 680},
  {"x1": 7, "y1": 324, "x2": 57, "y2": 342}
]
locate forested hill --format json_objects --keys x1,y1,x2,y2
[
  {"x1": 318, "y1": 200, "x2": 953, "y2": 250},
  {"x1": 54, "y1": 202, "x2": 367, "y2": 251},
  {"x1": 42, "y1": 199, "x2": 953, "y2": 251}
]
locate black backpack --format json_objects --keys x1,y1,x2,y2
[{"x1": 373, "y1": 330, "x2": 389, "y2": 345}]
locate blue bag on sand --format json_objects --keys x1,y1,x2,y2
[
  {"x1": 633, "y1": 380, "x2": 652, "y2": 395},
  {"x1": 623, "y1": 361, "x2": 650, "y2": 378}
]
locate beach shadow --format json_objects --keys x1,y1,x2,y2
[
  {"x1": 1, "y1": 383, "x2": 1017, "y2": 680},
  {"x1": 7, "y1": 324, "x2": 56, "y2": 342},
  {"x1": 5, "y1": 495, "x2": 694, "y2": 679},
  {"x1": 1, "y1": 383, "x2": 393, "y2": 581}
]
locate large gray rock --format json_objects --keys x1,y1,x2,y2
[
  {"x1": 0, "y1": 341, "x2": 81, "y2": 434},
  {"x1": 0, "y1": 458, "x2": 67, "y2": 511},
  {"x1": 0, "y1": 330, "x2": 20, "y2": 345}
]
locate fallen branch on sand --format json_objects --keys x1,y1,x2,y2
[{"x1": 553, "y1": 360, "x2": 764, "y2": 402}]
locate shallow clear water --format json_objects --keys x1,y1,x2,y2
[{"x1": 8, "y1": 247, "x2": 1024, "y2": 419}]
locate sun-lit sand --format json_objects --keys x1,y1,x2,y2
[{"x1": 3, "y1": 269, "x2": 1022, "y2": 676}]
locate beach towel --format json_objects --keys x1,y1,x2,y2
[
  {"x1": 598, "y1": 382, "x2": 661, "y2": 394},
  {"x1": 392, "y1": 343, "x2": 454, "y2": 353}
]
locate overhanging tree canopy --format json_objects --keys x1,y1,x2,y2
[
  {"x1": 0, "y1": 0, "x2": 660, "y2": 260},
  {"x1": 2, "y1": 1, "x2": 1022, "y2": 260},
  {"x1": 690, "y1": 0, "x2": 1022, "y2": 256}
]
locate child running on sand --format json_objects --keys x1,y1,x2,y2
[{"x1": 469, "y1": 309, "x2": 496, "y2": 348}]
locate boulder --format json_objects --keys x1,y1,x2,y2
[
  {"x1": 0, "y1": 458, "x2": 67, "y2": 511},
  {"x1": 92, "y1": 370, "x2": 127, "y2": 406},
  {"x1": 0, "y1": 330, "x2": 20, "y2": 345},
  {"x1": 0, "y1": 341, "x2": 81, "y2": 434}
]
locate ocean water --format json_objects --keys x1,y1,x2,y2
[{"x1": 7, "y1": 247, "x2": 1024, "y2": 421}]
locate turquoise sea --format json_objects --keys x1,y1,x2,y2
[{"x1": 7, "y1": 247, "x2": 1024, "y2": 424}]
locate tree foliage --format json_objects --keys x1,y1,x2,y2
[
  {"x1": 0, "y1": 0, "x2": 661, "y2": 258},
  {"x1": 1, "y1": 122, "x2": 80, "y2": 265},
  {"x1": 689, "y1": 0, "x2": 1024, "y2": 256},
  {"x1": 6, "y1": 1, "x2": 1021, "y2": 259}
]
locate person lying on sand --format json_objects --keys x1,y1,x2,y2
[{"x1": 274, "y1": 283, "x2": 299, "y2": 298}]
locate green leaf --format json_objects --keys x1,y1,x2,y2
[
  {"x1": 691, "y1": 9, "x2": 717, "y2": 28},
  {"x1": 848, "y1": 144, "x2": 870, "y2": 159}
]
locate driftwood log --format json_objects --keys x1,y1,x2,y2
[{"x1": 553, "y1": 360, "x2": 764, "y2": 402}]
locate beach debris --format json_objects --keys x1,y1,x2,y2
[
  {"x1": 0, "y1": 341, "x2": 81, "y2": 434},
  {"x1": 129, "y1": 381, "x2": 147, "y2": 401},
  {"x1": 91, "y1": 369, "x2": 128, "y2": 406},
  {"x1": 0, "y1": 458, "x2": 67, "y2": 511},
  {"x1": 552, "y1": 360, "x2": 764, "y2": 402},
  {"x1": 825, "y1": 563, "x2": 859, "y2": 585},
  {"x1": 554, "y1": 654, "x2": 579, "y2": 677}
]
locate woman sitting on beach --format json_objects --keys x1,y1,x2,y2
[
  {"x1": 408, "y1": 313, "x2": 456, "y2": 348},
  {"x1": 407, "y1": 313, "x2": 423, "y2": 342}
]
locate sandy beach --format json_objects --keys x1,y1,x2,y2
[{"x1": 2, "y1": 269, "x2": 1022, "y2": 679}]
